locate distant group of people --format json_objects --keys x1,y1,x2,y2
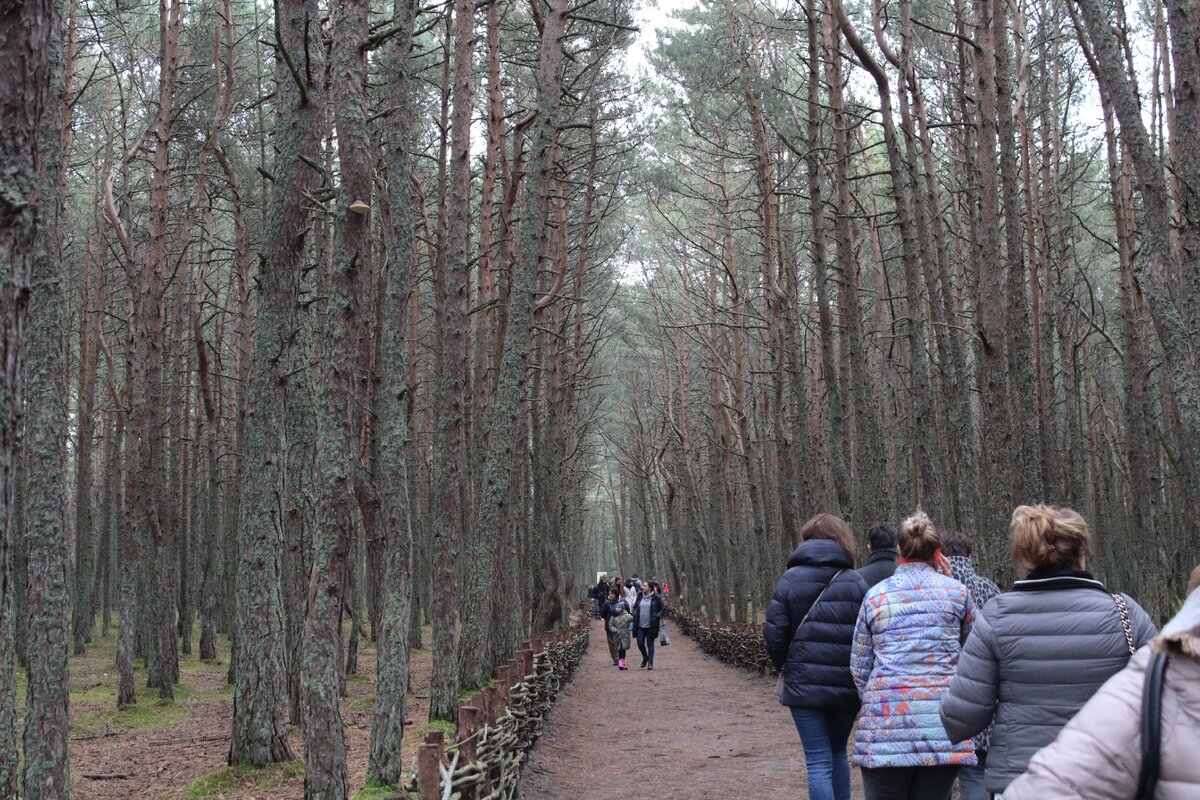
[
  {"x1": 590, "y1": 574, "x2": 668, "y2": 670},
  {"x1": 764, "y1": 504, "x2": 1200, "y2": 800}
]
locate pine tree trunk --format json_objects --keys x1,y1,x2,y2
[
  {"x1": 229, "y1": 0, "x2": 326, "y2": 767},
  {"x1": 13, "y1": 0, "x2": 69, "y2": 792},
  {"x1": 367, "y1": 0, "x2": 419, "y2": 782},
  {"x1": 300, "y1": 0, "x2": 372, "y2": 793},
  {"x1": 73, "y1": 251, "x2": 100, "y2": 655}
]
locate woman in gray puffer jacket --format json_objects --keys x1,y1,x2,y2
[
  {"x1": 1003, "y1": 566, "x2": 1200, "y2": 800},
  {"x1": 939, "y1": 505, "x2": 1157, "y2": 797}
]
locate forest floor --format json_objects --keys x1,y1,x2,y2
[
  {"x1": 519, "y1": 619, "x2": 867, "y2": 799},
  {"x1": 66, "y1": 623, "x2": 434, "y2": 799}
]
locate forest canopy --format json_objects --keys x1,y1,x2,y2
[{"x1": 0, "y1": 0, "x2": 1197, "y2": 794}]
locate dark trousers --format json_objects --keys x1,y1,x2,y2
[
  {"x1": 636, "y1": 626, "x2": 657, "y2": 664},
  {"x1": 861, "y1": 766, "x2": 960, "y2": 800},
  {"x1": 605, "y1": 628, "x2": 619, "y2": 663},
  {"x1": 956, "y1": 750, "x2": 988, "y2": 800}
]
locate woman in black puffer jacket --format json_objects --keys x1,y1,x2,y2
[{"x1": 764, "y1": 513, "x2": 869, "y2": 800}]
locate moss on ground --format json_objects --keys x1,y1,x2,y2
[
  {"x1": 186, "y1": 759, "x2": 304, "y2": 798},
  {"x1": 347, "y1": 691, "x2": 376, "y2": 714},
  {"x1": 424, "y1": 719, "x2": 455, "y2": 737},
  {"x1": 351, "y1": 781, "x2": 413, "y2": 799},
  {"x1": 70, "y1": 698, "x2": 186, "y2": 737}
]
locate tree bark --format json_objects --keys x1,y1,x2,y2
[{"x1": 229, "y1": 0, "x2": 325, "y2": 767}]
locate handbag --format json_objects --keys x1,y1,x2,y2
[
  {"x1": 659, "y1": 623, "x2": 670, "y2": 646},
  {"x1": 1135, "y1": 652, "x2": 1170, "y2": 800},
  {"x1": 1113, "y1": 592, "x2": 1137, "y2": 656},
  {"x1": 774, "y1": 569, "x2": 845, "y2": 697}
]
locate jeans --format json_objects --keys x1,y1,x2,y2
[
  {"x1": 636, "y1": 627, "x2": 656, "y2": 664},
  {"x1": 956, "y1": 750, "x2": 988, "y2": 800},
  {"x1": 790, "y1": 706, "x2": 857, "y2": 800},
  {"x1": 861, "y1": 766, "x2": 960, "y2": 800}
]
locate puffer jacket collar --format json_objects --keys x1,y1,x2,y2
[
  {"x1": 1155, "y1": 589, "x2": 1200, "y2": 658},
  {"x1": 866, "y1": 547, "x2": 899, "y2": 565},
  {"x1": 786, "y1": 538, "x2": 855, "y2": 570},
  {"x1": 1012, "y1": 567, "x2": 1107, "y2": 594}
]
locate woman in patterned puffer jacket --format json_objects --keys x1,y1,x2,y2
[{"x1": 851, "y1": 512, "x2": 977, "y2": 800}]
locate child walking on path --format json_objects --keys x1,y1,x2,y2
[{"x1": 608, "y1": 603, "x2": 633, "y2": 669}]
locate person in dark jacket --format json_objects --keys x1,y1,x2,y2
[
  {"x1": 600, "y1": 588, "x2": 622, "y2": 665},
  {"x1": 763, "y1": 513, "x2": 870, "y2": 800},
  {"x1": 593, "y1": 574, "x2": 609, "y2": 618},
  {"x1": 940, "y1": 505, "x2": 1157, "y2": 797},
  {"x1": 939, "y1": 530, "x2": 1000, "y2": 800},
  {"x1": 630, "y1": 581, "x2": 664, "y2": 669},
  {"x1": 857, "y1": 522, "x2": 898, "y2": 589}
]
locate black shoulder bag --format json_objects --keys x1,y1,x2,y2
[{"x1": 1135, "y1": 652, "x2": 1170, "y2": 800}]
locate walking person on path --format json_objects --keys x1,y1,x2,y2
[
  {"x1": 940, "y1": 504, "x2": 1157, "y2": 798},
  {"x1": 763, "y1": 513, "x2": 870, "y2": 800},
  {"x1": 601, "y1": 587, "x2": 622, "y2": 666},
  {"x1": 851, "y1": 511, "x2": 977, "y2": 800},
  {"x1": 1002, "y1": 565, "x2": 1200, "y2": 800},
  {"x1": 938, "y1": 530, "x2": 1000, "y2": 800},
  {"x1": 857, "y1": 522, "x2": 899, "y2": 589},
  {"x1": 631, "y1": 579, "x2": 665, "y2": 669},
  {"x1": 594, "y1": 573, "x2": 609, "y2": 619},
  {"x1": 608, "y1": 601, "x2": 633, "y2": 670}
]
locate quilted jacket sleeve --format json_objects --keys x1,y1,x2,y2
[
  {"x1": 959, "y1": 592, "x2": 976, "y2": 646},
  {"x1": 850, "y1": 599, "x2": 875, "y2": 695},
  {"x1": 1002, "y1": 649, "x2": 1147, "y2": 800},
  {"x1": 763, "y1": 575, "x2": 792, "y2": 671},
  {"x1": 940, "y1": 604, "x2": 999, "y2": 743}
]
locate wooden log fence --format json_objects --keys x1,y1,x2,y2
[
  {"x1": 411, "y1": 603, "x2": 592, "y2": 799},
  {"x1": 668, "y1": 606, "x2": 775, "y2": 674}
]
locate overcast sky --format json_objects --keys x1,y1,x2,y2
[{"x1": 625, "y1": 0, "x2": 693, "y2": 79}]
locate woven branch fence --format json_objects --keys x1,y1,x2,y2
[
  {"x1": 669, "y1": 606, "x2": 775, "y2": 674},
  {"x1": 409, "y1": 604, "x2": 591, "y2": 800}
]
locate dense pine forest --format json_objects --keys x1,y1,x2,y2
[{"x1": 0, "y1": 0, "x2": 1197, "y2": 794}]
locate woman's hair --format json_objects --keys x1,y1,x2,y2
[
  {"x1": 897, "y1": 511, "x2": 940, "y2": 562},
  {"x1": 799, "y1": 513, "x2": 857, "y2": 561},
  {"x1": 940, "y1": 530, "x2": 971, "y2": 558},
  {"x1": 1010, "y1": 504, "x2": 1089, "y2": 571},
  {"x1": 1188, "y1": 564, "x2": 1200, "y2": 596}
]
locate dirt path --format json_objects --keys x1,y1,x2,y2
[{"x1": 520, "y1": 619, "x2": 866, "y2": 799}]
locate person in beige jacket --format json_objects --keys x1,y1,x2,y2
[{"x1": 1003, "y1": 566, "x2": 1200, "y2": 800}]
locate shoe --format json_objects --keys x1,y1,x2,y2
[
  {"x1": 648, "y1": 662, "x2": 654, "y2": 670},
  {"x1": 618, "y1": 659, "x2": 627, "y2": 670},
  {"x1": 612, "y1": 659, "x2": 619, "y2": 666},
  {"x1": 640, "y1": 658, "x2": 648, "y2": 669}
]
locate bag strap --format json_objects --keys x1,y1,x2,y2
[
  {"x1": 798, "y1": 569, "x2": 845, "y2": 629},
  {"x1": 1113, "y1": 592, "x2": 1137, "y2": 656},
  {"x1": 1135, "y1": 652, "x2": 1169, "y2": 800}
]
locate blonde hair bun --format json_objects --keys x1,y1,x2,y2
[
  {"x1": 898, "y1": 510, "x2": 940, "y2": 562},
  {"x1": 1010, "y1": 504, "x2": 1089, "y2": 571}
]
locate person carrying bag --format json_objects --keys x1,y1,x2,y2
[{"x1": 1002, "y1": 567, "x2": 1200, "y2": 800}]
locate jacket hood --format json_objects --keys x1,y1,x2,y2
[
  {"x1": 1154, "y1": 589, "x2": 1200, "y2": 659},
  {"x1": 786, "y1": 538, "x2": 855, "y2": 570}
]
